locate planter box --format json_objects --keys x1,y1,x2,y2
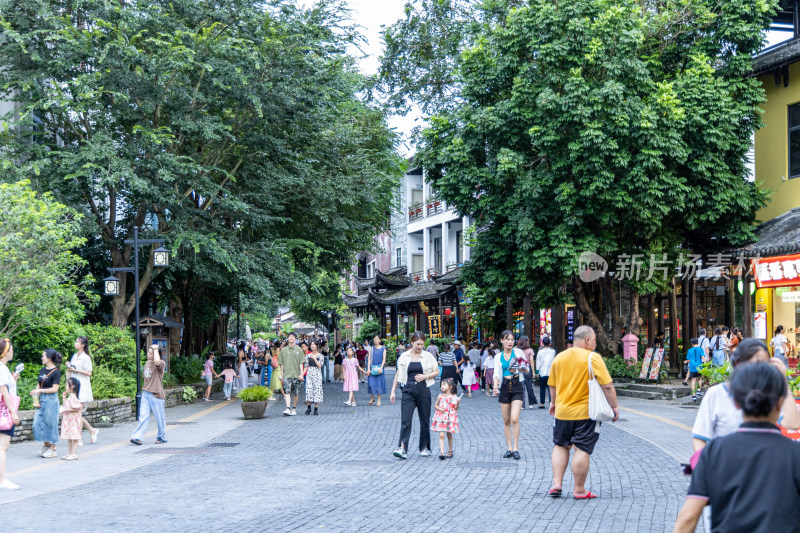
[{"x1": 241, "y1": 400, "x2": 269, "y2": 419}]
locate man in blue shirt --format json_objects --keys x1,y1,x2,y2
[
  {"x1": 683, "y1": 338, "x2": 705, "y2": 400},
  {"x1": 453, "y1": 340, "x2": 466, "y2": 393}
]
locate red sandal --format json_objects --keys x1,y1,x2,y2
[{"x1": 573, "y1": 491, "x2": 597, "y2": 500}]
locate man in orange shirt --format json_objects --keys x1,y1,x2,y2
[{"x1": 548, "y1": 326, "x2": 619, "y2": 499}]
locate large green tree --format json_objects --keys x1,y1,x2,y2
[
  {"x1": 381, "y1": 0, "x2": 773, "y2": 354},
  {"x1": 0, "y1": 180, "x2": 93, "y2": 338},
  {"x1": 0, "y1": 0, "x2": 403, "y2": 350}
]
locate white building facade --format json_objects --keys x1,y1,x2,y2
[{"x1": 392, "y1": 166, "x2": 472, "y2": 280}]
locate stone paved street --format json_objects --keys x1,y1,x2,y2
[{"x1": 2, "y1": 372, "x2": 702, "y2": 532}]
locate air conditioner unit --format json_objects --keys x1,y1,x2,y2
[{"x1": 412, "y1": 184, "x2": 423, "y2": 190}]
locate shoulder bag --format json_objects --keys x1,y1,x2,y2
[
  {"x1": 0, "y1": 392, "x2": 20, "y2": 430},
  {"x1": 587, "y1": 352, "x2": 614, "y2": 422}
]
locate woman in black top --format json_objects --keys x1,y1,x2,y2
[
  {"x1": 675, "y1": 363, "x2": 800, "y2": 532},
  {"x1": 333, "y1": 344, "x2": 344, "y2": 383},
  {"x1": 31, "y1": 349, "x2": 63, "y2": 459}
]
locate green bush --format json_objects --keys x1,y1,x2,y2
[
  {"x1": 171, "y1": 356, "x2": 204, "y2": 384},
  {"x1": 426, "y1": 337, "x2": 452, "y2": 352},
  {"x1": 604, "y1": 355, "x2": 643, "y2": 380},
  {"x1": 12, "y1": 323, "x2": 77, "y2": 363},
  {"x1": 162, "y1": 372, "x2": 179, "y2": 389},
  {"x1": 356, "y1": 319, "x2": 382, "y2": 344},
  {"x1": 79, "y1": 324, "x2": 137, "y2": 375},
  {"x1": 698, "y1": 361, "x2": 732, "y2": 386},
  {"x1": 237, "y1": 385, "x2": 272, "y2": 402},
  {"x1": 90, "y1": 364, "x2": 137, "y2": 400}
]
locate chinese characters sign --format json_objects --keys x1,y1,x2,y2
[
  {"x1": 428, "y1": 315, "x2": 442, "y2": 338},
  {"x1": 752, "y1": 254, "x2": 800, "y2": 288}
]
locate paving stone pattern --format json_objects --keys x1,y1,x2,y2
[{"x1": 3, "y1": 371, "x2": 700, "y2": 532}]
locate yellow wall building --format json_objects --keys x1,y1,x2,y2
[{"x1": 747, "y1": 39, "x2": 800, "y2": 353}]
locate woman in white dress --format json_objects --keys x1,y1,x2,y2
[
  {"x1": 460, "y1": 356, "x2": 477, "y2": 397},
  {"x1": 68, "y1": 337, "x2": 98, "y2": 445},
  {"x1": 237, "y1": 343, "x2": 249, "y2": 391}
]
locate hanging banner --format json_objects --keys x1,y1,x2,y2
[
  {"x1": 428, "y1": 315, "x2": 442, "y2": 338},
  {"x1": 752, "y1": 254, "x2": 800, "y2": 288}
]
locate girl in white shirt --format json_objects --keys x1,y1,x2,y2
[{"x1": 770, "y1": 325, "x2": 790, "y2": 366}]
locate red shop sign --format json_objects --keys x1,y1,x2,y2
[{"x1": 752, "y1": 254, "x2": 800, "y2": 288}]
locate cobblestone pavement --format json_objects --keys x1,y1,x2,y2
[{"x1": 2, "y1": 372, "x2": 702, "y2": 532}]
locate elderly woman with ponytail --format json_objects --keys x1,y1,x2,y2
[
  {"x1": 0, "y1": 338, "x2": 21, "y2": 490},
  {"x1": 31, "y1": 349, "x2": 63, "y2": 459}
]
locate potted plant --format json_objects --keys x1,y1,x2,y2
[{"x1": 237, "y1": 386, "x2": 272, "y2": 419}]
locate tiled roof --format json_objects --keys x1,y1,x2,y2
[
  {"x1": 433, "y1": 266, "x2": 463, "y2": 285},
  {"x1": 752, "y1": 38, "x2": 800, "y2": 77},
  {"x1": 738, "y1": 207, "x2": 800, "y2": 257},
  {"x1": 342, "y1": 293, "x2": 369, "y2": 307}
]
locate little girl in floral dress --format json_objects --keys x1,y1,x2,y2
[
  {"x1": 60, "y1": 377, "x2": 83, "y2": 461},
  {"x1": 431, "y1": 378, "x2": 460, "y2": 460}
]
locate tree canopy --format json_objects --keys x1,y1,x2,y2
[
  {"x1": 0, "y1": 0, "x2": 403, "y2": 351},
  {"x1": 381, "y1": 0, "x2": 774, "y2": 353}
]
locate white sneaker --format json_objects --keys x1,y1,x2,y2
[
  {"x1": 392, "y1": 448, "x2": 408, "y2": 459},
  {"x1": 77, "y1": 440, "x2": 83, "y2": 447},
  {"x1": 90, "y1": 429, "x2": 99, "y2": 443},
  {"x1": 39, "y1": 445, "x2": 48, "y2": 457},
  {"x1": 42, "y1": 449, "x2": 57, "y2": 459},
  {"x1": 420, "y1": 449, "x2": 432, "y2": 457},
  {"x1": 268, "y1": 396, "x2": 277, "y2": 401},
  {"x1": 0, "y1": 479, "x2": 20, "y2": 490},
  {"x1": 290, "y1": 408, "x2": 297, "y2": 416}
]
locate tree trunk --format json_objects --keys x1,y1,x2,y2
[
  {"x1": 552, "y1": 302, "x2": 566, "y2": 352},
  {"x1": 669, "y1": 279, "x2": 679, "y2": 369},
  {"x1": 523, "y1": 294, "x2": 532, "y2": 338},
  {"x1": 600, "y1": 277, "x2": 625, "y2": 354},
  {"x1": 628, "y1": 290, "x2": 641, "y2": 337},
  {"x1": 506, "y1": 296, "x2": 513, "y2": 331},
  {"x1": 571, "y1": 277, "x2": 614, "y2": 355}
]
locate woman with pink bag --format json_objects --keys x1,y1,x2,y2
[{"x1": 0, "y1": 338, "x2": 22, "y2": 490}]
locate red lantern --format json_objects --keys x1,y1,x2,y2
[{"x1": 445, "y1": 308, "x2": 452, "y2": 316}]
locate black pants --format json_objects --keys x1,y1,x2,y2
[
  {"x1": 398, "y1": 382, "x2": 432, "y2": 452},
  {"x1": 523, "y1": 376, "x2": 537, "y2": 407},
  {"x1": 539, "y1": 375, "x2": 550, "y2": 404}
]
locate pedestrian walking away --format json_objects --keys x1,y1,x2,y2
[
  {"x1": 438, "y1": 344, "x2": 458, "y2": 384},
  {"x1": 517, "y1": 336, "x2": 538, "y2": 408},
  {"x1": 59, "y1": 378, "x2": 83, "y2": 460},
  {"x1": 674, "y1": 363, "x2": 800, "y2": 533},
  {"x1": 536, "y1": 337, "x2": 555, "y2": 408},
  {"x1": 683, "y1": 338, "x2": 705, "y2": 400},
  {"x1": 221, "y1": 362, "x2": 236, "y2": 400},
  {"x1": 453, "y1": 340, "x2": 466, "y2": 393},
  {"x1": 279, "y1": 333, "x2": 306, "y2": 416},
  {"x1": 202, "y1": 352, "x2": 220, "y2": 401},
  {"x1": 431, "y1": 378, "x2": 460, "y2": 459},
  {"x1": 493, "y1": 330, "x2": 528, "y2": 460},
  {"x1": 333, "y1": 343, "x2": 344, "y2": 383},
  {"x1": 320, "y1": 341, "x2": 331, "y2": 383},
  {"x1": 356, "y1": 343, "x2": 368, "y2": 383},
  {"x1": 31, "y1": 349, "x2": 63, "y2": 458},
  {"x1": 0, "y1": 338, "x2": 22, "y2": 490},
  {"x1": 459, "y1": 356, "x2": 477, "y2": 397},
  {"x1": 709, "y1": 327, "x2": 727, "y2": 367},
  {"x1": 367, "y1": 335, "x2": 387, "y2": 406},
  {"x1": 343, "y1": 347, "x2": 366, "y2": 406},
  {"x1": 304, "y1": 341, "x2": 324, "y2": 415},
  {"x1": 257, "y1": 349, "x2": 271, "y2": 388},
  {"x1": 130, "y1": 344, "x2": 168, "y2": 445},
  {"x1": 548, "y1": 326, "x2": 619, "y2": 499},
  {"x1": 391, "y1": 332, "x2": 439, "y2": 459},
  {"x1": 467, "y1": 342, "x2": 482, "y2": 388}
]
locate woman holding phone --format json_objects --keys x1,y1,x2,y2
[
  {"x1": 494, "y1": 330, "x2": 527, "y2": 460},
  {"x1": 0, "y1": 338, "x2": 21, "y2": 490}
]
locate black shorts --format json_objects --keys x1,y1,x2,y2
[
  {"x1": 498, "y1": 377, "x2": 524, "y2": 404},
  {"x1": 688, "y1": 371, "x2": 701, "y2": 378},
  {"x1": 553, "y1": 418, "x2": 599, "y2": 455}
]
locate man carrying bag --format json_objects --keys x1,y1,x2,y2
[{"x1": 547, "y1": 326, "x2": 619, "y2": 500}]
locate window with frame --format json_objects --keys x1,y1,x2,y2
[
  {"x1": 366, "y1": 260, "x2": 376, "y2": 279},
  {"x1": 789, "y1": 103, "x2": 800, "y2": 178},
  {"x1": 396, "y1": 248, "x2": 403, "y2": 267}
]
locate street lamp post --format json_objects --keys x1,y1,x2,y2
[{"x1": 103, "y1": 226, "x2": 168, "y2": 419}]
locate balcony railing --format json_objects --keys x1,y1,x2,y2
[
  {"x1": 408, "y1": 202, "x2": 424, "y2": 222},
  {"x1": 426, "y1": 199, "x2": 444, "y2": 216}
]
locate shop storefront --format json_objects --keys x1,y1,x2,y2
[{"x1": 753, "y1": 253, "x2": 800, "y2": 355}]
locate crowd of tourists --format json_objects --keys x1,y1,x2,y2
[{"x1": 3, "y1": 322, "x2": 800, "y2": 530}]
